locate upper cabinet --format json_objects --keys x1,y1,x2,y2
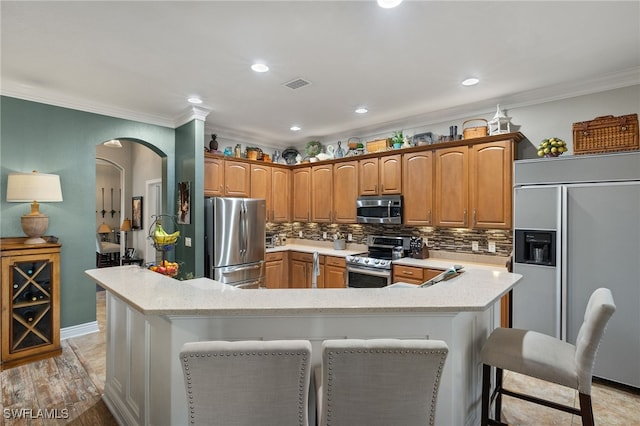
[
  {"x1": 403, "y1": 151, "x2": 434, "y2": 226},
  {"x1": 311, "y1": 164, "x2": 333, "y2": 223},
  {"x1": 469, "y1": 140, "x2": 513, "y2": 229},
  {"x1": 435, "y1": 146, "x2": 469, "y2": 227},
  {"x1": 204, "y1": 157, "x2": 225, "y2": 197},
  {"x1": 292, "y1": 168, "x2": 311, "y2": 222},
  {"x1": 251, "y1": 164, "x2": 291, "y2": 223},
  {"x1": 333, "y1": 161, "x2": 358, "y2": 223},
  {"x1": 435, "y1": 139, "x2": 515, "y2": 229},
  {"x1": 224, "y1": 160, "x2": 251, "y2": 197},
  {"x1": 359, "y1": 154, "x2": 402, "y2": 195}
]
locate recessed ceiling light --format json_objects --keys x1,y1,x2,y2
[
  {"x1": 187, "y1": 97, "x2": 203, "y2": 104},
  {"x1": 251, "y1": 63, "x2": 269, "y2": 73},
  {"x1": 290, "y1": 126, "x2": 301, "y2": 131},
  {"x1": 461, "y1": 77, "x2": 480, "y2": 86},
  {"x1": 377, "y1": 0, "x2": 403, "y2": 8},
  {"x1": 355, "y1": 107, "x2": 368, "y2": 114}
]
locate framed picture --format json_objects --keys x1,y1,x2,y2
[
  {"x1": 177, "y1": 181, "x2": 191, "y2": 225},
  {"x1": 132, "y1": 196, "x2": 143, "y2": 230},
  {"x1": 125, "y1": 248, "x2": 135, "y2": 259}
]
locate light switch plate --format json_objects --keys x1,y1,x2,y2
[
  {"x1": 185, "y1": 237, "x2": 192, "y2": 247},
  {"x1": 299, "y1": 231, "x2": 303, "y2": 238},
  {"x1": 348, "y1": 233, "x2": 353, "y2": 241},
  {"x1": 488, "y1": 241, "x2": 496, "y2": 253},
  {"x1": 323, "y1": 232, "x2": 327, "y2": 239},
  {"x1": 472, "y1": 241, "x2": 479, "y2": 251}
]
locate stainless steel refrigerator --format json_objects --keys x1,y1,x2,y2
[
  {"x1": 513, "y1": 152, "x2": 640, "y2": 388},
  {"x1": 204, "y1": 197, "x2": 266, "y2": 289}
]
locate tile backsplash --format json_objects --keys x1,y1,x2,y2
[{"x1": 266, "y1": 222, "x2": 512, "y2": 257}]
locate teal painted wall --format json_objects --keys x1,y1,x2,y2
[
  {"x1": 174, "y1": 119, "x2": 204, "y2": 277},
  {"x1": 0, "y1": 96, "x2": 176, "y2": 328}
]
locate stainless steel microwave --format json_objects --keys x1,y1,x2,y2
[{"x1": 356, "y1": 195, "x2": 402, "y2": 224}]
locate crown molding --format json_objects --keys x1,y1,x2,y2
[{"x1": 174, "y1": 106, "x2": 211, "y2": 128}]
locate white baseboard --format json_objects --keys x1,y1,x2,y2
[{"x1": 60, "y1": 321, "x2": 100, "y2": 340}]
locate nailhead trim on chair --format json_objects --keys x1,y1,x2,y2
[
  {"x1": 324, "y1": 348, "x2": 448, "y2": 426},
  {"x1": 181, "y1": 350, "x2": 309, "y2": 425}
]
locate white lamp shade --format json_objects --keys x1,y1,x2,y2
[{"x1": 6, "y1": 172, "x2": 63, "y2": 202}]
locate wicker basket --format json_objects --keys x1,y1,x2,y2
[
  {"x1": 573, "y1": 114, "x2": 639, "y2": 155},
  {"x1": 462, "y1": 118, "x2": 488, "y2": 139},
  {"x1": 366, "y1": 138, "x2": 391, "y2": 153}
]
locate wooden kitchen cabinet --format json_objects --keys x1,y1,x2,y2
[
  {"x1": 403, "y1": 151, "x2": 434, "y2": 225},
  {"x1": 271, "y1": 168, "x2": 291, "y2": 222},
  {"x1": 292, "y1": 168, "x2": 311, "y2": 222},
  {"x1": 393, "y1": 264, "x2": 442, "y2": 286},
  {"x1": 204, "y1": 156, "x2": 225, "y2": 196},
  {"x1": 251, "y1": 165, "x2": 290, "y2": 223},
  {"x1": 324, "y1": 256, "x2": 347, "y2": 288},
  {"x1": 265, "y1": 251, "x2": 288, "y2": 289},
  {"x1": 435, "y1": 146, "x2": 469, "y2": 227},
  {"x1": 311, "y1": 164, "x2": 333, "y2": 223},
  {"x1": 470, "y1": 140, "x2": 513, "y2": 229},
  {"x1": 435, "y1": 140, "x2": 514, "y2": 229},
  {"x1": 224, "y1": 160, "x2": 251, "y2": 197},
  {"x1": 1, "y1": 238, "x2": 61, "y2": 370},
  {"x1": 359, "y1": 154, "x2": 402, "y2": 196},
  {"x1": 289, "y1": 251, "x2": 324, "y2": 288},
  {"x1": 333, "y1": 161, "x2": 358, "y2": 223}
]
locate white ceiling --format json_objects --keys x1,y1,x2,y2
[{"x1": 2, "y1": 1, "x2": 639, "y2": 149}]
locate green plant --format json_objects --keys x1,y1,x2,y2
[{"x1": 392, "y1": 130, "x2": 404, "y2": 145}]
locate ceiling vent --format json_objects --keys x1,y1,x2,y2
[{"x1": 283, "y1": 78, "x2": 311, "y2": 90}]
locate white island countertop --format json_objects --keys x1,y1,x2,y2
[{"x1": 85, "y1": 265, "x2": 521, "y2": 316}]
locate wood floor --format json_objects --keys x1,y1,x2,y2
[{"x1": 1, "y1": 291, "x2": 638, "y2": 425}]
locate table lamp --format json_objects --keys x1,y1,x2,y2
[
  {"x1": 120, "y1": 218, "x2": 132, "y2": 253},
  {"x1": 6, "y1": 171, "x2": 63, "y2": 244}
]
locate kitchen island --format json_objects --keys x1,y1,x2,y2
[{"x1": 85, "y1": 265, "x2": 521, "y2": 426}]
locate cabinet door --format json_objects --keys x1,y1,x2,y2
[
  {"x1": 359, "y1": 158, "x2": 379, "y2": 195},
  {"x1": 272, "y1": 168, "x2": 291, "y2": 223},
  {"x1": 292, "y1": 168, "x2": 311, "y2": 222},
  {"x1": 393, "y1": 265, "x2": 424, "y2": 284},
  {"x1": 324, "y1": 256, "x2": 346, "y2": 288},
  {"x1": 403, "y1": 152, "x2": 434, "y2": 225},
  {"x1": 289, "y1": 259, "x2": 308, "y2": 288},
  {"x1": 311, "y1": 165, "x2": 333, "y2": 223},
  {"x1": 470, "y1": 141, "x2": 513, "y2": 229},
  {"x1": 251, "y1": 164, "x2": 272, "y2": 221},
  {"x1": 379, "y1": 154, "x2": 402, "y2": 194},
  {"x1": 1, "y1": 251, "x2": 60, "y2": 366},
  {"x1": 224, "y1": 161, "x2": 251, "y2": 197},
  {"x1": 435, "y1": 146, "x2": 469, "y2": 227},
  {"x1": 333, "y1": 161, "x2": 358, "y2": 223},
  {"x1": 265, "y1": 253, "x2": 285, "y2": 289},
  {"x1": 204, "y1": 157, "x2": 224, "y2": 197}
]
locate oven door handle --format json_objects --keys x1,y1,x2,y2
[{"x1": 347, "y1": 266, "x2": 392, "y2": 278}]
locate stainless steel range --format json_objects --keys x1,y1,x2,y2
[{"x1": 345, "y1": 235, "x2": 411, "y2": 288}]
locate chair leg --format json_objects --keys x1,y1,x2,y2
[
  {"x1": 482, "y1": 364, "x2": 491, "y2": 426},
  {"x1": 579, "y1": 393, "x2": 594, "y2": 426},
  {"x1": 495, "y1": 367, "x2": 504, "y2": 422}
]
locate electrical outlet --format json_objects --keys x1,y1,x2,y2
[
  {"x1": 348, "y1": 233, "x2": 353, "y2": 241},
  {"x1": 488, "y1": 241, "x2": 496, "y2": 253},
  {"x1": 472, "y1": 241, "x2": 479, "y2": 251},
  {"x1": 185, "y1": 237, "x2": 192, "y2": 247},
  {"x1": 299, "y1": 231, "x2": 303, "y2": 238},
  {"x1": 323, "y1": 231, "x2": 327, "y2": 239}
]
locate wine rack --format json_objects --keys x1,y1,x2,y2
[{"x1": 1, "y1": 237, "x2": 61, "y2": 370}]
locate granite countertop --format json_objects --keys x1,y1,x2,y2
[{"x1": 85, "y1": 265, "x2": 521, "y2": 317}]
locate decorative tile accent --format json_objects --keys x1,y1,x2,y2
[{"x1": 268, "y1": 223, "x2": 512, "y2": 257}]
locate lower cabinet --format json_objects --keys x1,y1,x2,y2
[
  {"x1": 1, "y1": 238, "x2": 62, "y2": 370},
  {"x1": 265, "y1": 251, "x2": 289, "y2": 289},
  {"x1": 392, "y1": 265, "x2": 441, "y2": 286},
  {"x1": 324, "y1": 256, "x2": 347, "y2": 288},
  {"x1": 289, "y1": 251, "x2": 324, "y2": 288}
]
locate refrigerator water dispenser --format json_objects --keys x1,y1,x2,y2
[{"x1": 514, "y1": 230, "x2": 556, "y2": 266}]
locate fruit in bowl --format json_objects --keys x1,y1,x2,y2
[
  {"x1": 149, "y1": 260, "x2": 180, "y2": 277},
  {"x1": 537, "y1": 137, "x2": 567, "y2": 157}
]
